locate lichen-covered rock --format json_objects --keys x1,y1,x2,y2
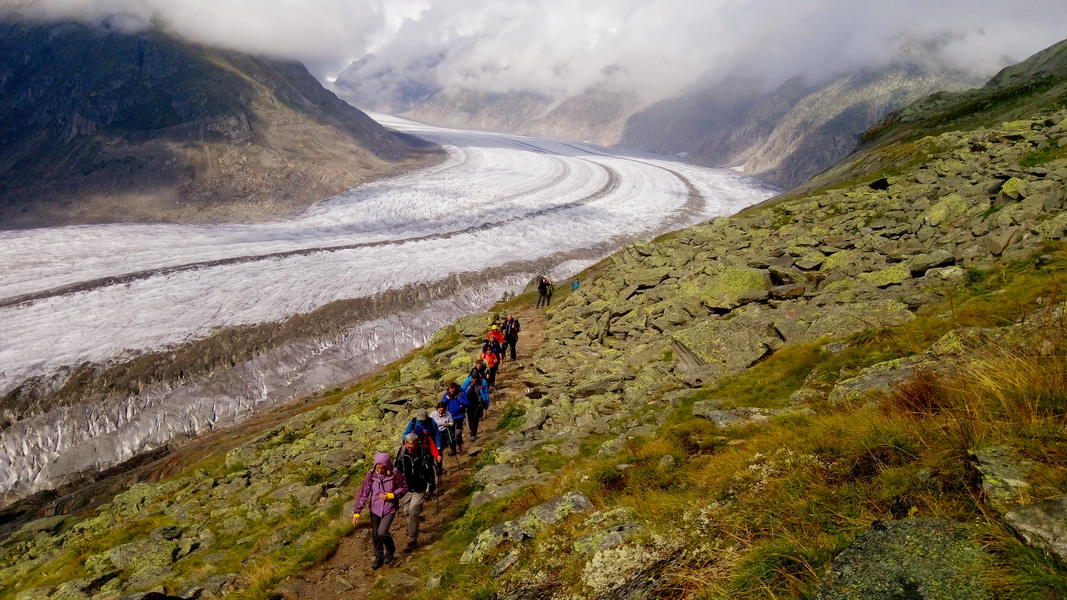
[
  {"x1": 598, "y1": 434, "x2": 628, "y2": 457},
  {"x1": 579, "y1": 542, "x2": 668, "y2": 598},
  {"x1": 857, "y1": 266, "x2": 911, "y2": 288},
  {"x1": 671, "y1": 318, "x2": 777, "y2": 384},
  {"x1": 804, "y1": 300, "x2": 916, "y2": 343},
  {"x1": 269, "y1": 483, "x2": 325, "y2": 507},
  {"x1": 474, "y1": 464, "x2": 541, "y2": 488},
  {"x1": 108, "y1": 538, "x2": 178, "y2": 571},
  {"x1": 924, "y1": 193, "x2": 974, "y2": 228},
  {"x1": 691, "y1": 266, "x2": 771, "y2": 310},
  {"x1": 573, "y1": 522, "x2": 643, "y2": 555},
  {"x1": 1004, "y1": 495, "x2": 1067, "y2": 566},
  {"x1": 454, "y1": 313, "x2": 496, "y2": 337},
  {"x1": 15, "y1": 588, "x2": 54, "y2": 600},
  {"x1": 460, "y1": 491, "x2": 595, "y2": 563},
  {"x1": 694, "y1": 406, "x2": 811, "y2": 428},
  {"x1": 815, "y1": 519, "x2": 993, "y2": 600},
  {"x1": 970, "y1": 447, "x2": 1035, "y2": 511},
  {"x1": 827, "y1": 356, "x2": 938, "y2": 405},
  {"x1": 400, "y1": 355, "x2": 435, "y2": 383}
]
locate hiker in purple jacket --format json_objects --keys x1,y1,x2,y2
[{"x1": 353, "y1": 452, "x2": 408, "y2": 569}]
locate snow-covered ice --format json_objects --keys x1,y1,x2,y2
[{"x1": 0, "y1": 115, "x2": 777, "y2": 503}]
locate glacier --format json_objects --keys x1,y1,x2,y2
[{"x1": 0, "y1": 115, "x2": 777, "y2": 505}]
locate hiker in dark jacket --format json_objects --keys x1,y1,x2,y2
[
  {"x1": 353, "y1": 452, "x2": 408, "y2": 569},
  {"x1": 500, "y1": 314, "x2": 521, "y2": 360},
  {"x1": 536, "y1": 276, "x2": 552, "y2": 307},
  {"x1": 442, "y1": 382, "x2": 468, "y2": 453},
  {"x1": 470, "y1": 357, "x2": 487, "y2": 383},
  {"x1": 461, "y1": 372, "x2": 490, "y2": 442},
  {"x1": 394, "y1": 433, "x2": 437, "y2": 552}
]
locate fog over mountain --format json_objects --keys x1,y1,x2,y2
[{"x1": 4, "y1": 0, "x2": 1067, "y2": 107}]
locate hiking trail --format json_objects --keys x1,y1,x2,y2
[{"x1": 274, "y1": 306, "x2": 547, "y2": 600}]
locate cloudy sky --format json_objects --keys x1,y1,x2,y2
[{"x1": 4, "y1": 0, "x2": 1067, "y2": 103}]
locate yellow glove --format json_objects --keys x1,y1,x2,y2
[{"x1": 386, "y1": 493, "x2": 395, "y2": 500}]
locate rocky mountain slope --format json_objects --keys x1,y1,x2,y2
[
  {"x1": 621, "y1": 62, "x2": 984, "y2": 187},
  {"x1": 0, "y1": 20, "x2": 437, "y2": 229},
  {"x1": 3, "y1": 36, "x2": 1067, "y2": 600}
]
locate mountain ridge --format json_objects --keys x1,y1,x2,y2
[
  {"x1": 0, "y1": 20, "x2": 438, "y2": 229},
  {"x1": 338, "y1": 57, "x2": 986, "y2": 188}
]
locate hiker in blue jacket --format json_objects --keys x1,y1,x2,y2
[
  {"x1": 441, "y1": 382, "x2": 468, "y2": 454},
  {"x1": 402, "y1": 408, "x2": 443, "y2": 458}
]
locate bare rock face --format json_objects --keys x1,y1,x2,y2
[{"x1": 0, "y1": 19, "x2": 435, "y2": 229}]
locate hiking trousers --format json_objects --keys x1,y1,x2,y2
[
  {"x1": 453, "y1": 416, "x2": 465, "y2": 448},
  {"x1": 369, "y1": 512, "x2": 396, "y2": 559},
  {"x1": 440, "y1": 425, "x2": 457, "y2": 454},
  {"x1": 402, "y1": 491, "x2": 427, "y2": 545},
  {"x1": 467, "y1": 404, "x2": 483, "y2": 440}
]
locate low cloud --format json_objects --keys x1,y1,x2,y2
[{"x1": 4, "y1": 0, "x2": 1067, "y2": 104}]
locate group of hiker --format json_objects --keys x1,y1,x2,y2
[
  {"x1": 536, "y1": 276, "x2": 580, "y2": 308},
  {"x1": 351, "y1": 313, "x2": 522, "y2": 570}
]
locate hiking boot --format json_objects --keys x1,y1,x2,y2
[
  {"x1": 404, "y1": 541, "x2": 417, "y2": 553},
  {"x1": 383, "y1": 537, "x2": 396, "y2": 564},
  {"x1": 371, "y1": 555, "x2": 384, "y2": 570}
]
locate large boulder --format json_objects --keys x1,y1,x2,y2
[
  {"x1": 816, "y1": 519, "x2": 993, "y2": 600},
  {"x1": 671, "y1": 317, "x2": 778, "y2": 385},
  {"x1": 804, "y1": 300, "x2": 916, "y2": 343},
  {"x1": 826, "y1": 356, "x2": 936, "y2": 405},
  {"x1": 688, "y1": 266, "x2": 772, "y2": 310}
]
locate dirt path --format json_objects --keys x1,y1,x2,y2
[{"x1": 276, "y1": 306, "x2": 547, "y2": 600}]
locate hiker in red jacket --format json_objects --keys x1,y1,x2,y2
[{"x1": 486, "y1": 324, "x2": 505, "y2": 347}]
